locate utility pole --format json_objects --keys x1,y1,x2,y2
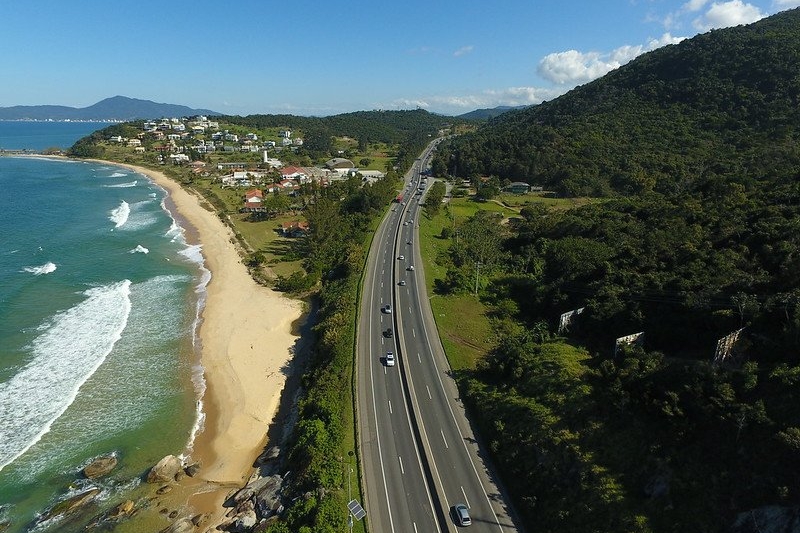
[{"x1": 474, "y1": 261, "x2": 482, "y2": 295}]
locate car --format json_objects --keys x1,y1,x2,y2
[
  {"x1": 385, "y1": 351, "x2": 395, "y2": 366},
  {"x1": 382, "y1": 304, "x2": 392, "y2": 313},
  {"x1": 398, "y1": 255, "x2": 404, "y2": 260},
  {"x1": 407, "y1": 265, "x2": 414, "y2": 271},
  {"x1": 384, "y1": 328, "x2": 393, "y2": 338},
  {"x1": 407, "y1": 240, "x2": 412, "y2": 245},
  {"x1": 452, "y1": 504, "x2": 471, "y2": 527},
  {"x1": 398, "y1": 280, "x2": 406, "y2": 286},
  {"x1": 403, "y1": 221, "x2": 408, "y2": 226}
]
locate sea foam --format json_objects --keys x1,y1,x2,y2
[
  {"x1": 129, "y1": 245, "x2": 149, "y2": 254},
  {"x1": 105, "y1": 181, "x2": 137, "y2": 188},
  {"x1": 23, "y1": 262, "x2": 57, "y2": 275},
  {"x1": 0, "y1": 280, "x2": 132, "y2": 473},
  {"x1": 109, "y1": 201, "x2": 130, "y2": 229}
]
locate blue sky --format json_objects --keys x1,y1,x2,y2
[{"x1": 1, "y1": 0, "x2": 798, "y2": 116}]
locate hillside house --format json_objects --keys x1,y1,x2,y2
[{"x1": 281, "y1": 220, "x2": 309, "y2": 237}]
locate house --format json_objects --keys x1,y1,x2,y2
[
  {"x1": 280, "y1": 166, "x2": 308, "y2": 183},
  {"x1": 242, "y1": 188, "x2": 264, "y2": 211},
  {"x1": 108, "y1": 135, "x2": 124, "y2": 143},
  {"x1": 217, "y1": 162, "x2": 249, "y2": 170},
  {"x1": 278, "y1": 179, "x2": 298, "y2": 190},
  {"x1": 127, "y1": 138, "x2": 142, "y2": 147},
  {"x1": 191, "y1": 125, "x2": 205, "y2": 134},
  {"x1": 504, "y1": 181, "x2": 531, "y2": 194},
  {"x1": 281, "y1": 220, "x2": 309, "y2": 237},
  {"x1": 279, "y1": 130, "x2": 292, "y2": 138},
  {"x1": 169, "y1": 153, "x2": 190, "y2": 164}
]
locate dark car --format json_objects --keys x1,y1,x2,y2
[
  {"x1": 452, "y1": 504, "x2": 471, "y2": 527},
  {"x1": 384, "y1": 328, "x2": 393, "y2": 338}
]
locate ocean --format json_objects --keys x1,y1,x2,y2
[{"x1": 0, "y1": 122, "x2": 204, "y2": 532}]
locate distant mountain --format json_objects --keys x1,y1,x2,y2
[
  {"x1": 457, "y1": 105, "x2": 526, "y2": 121},
  {"x1": 0, "y1": 96, "x2": 221, "y2": 121}
]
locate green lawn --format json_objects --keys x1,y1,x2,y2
[{"x1": 418, "y1": 201, "x2": 496, "y2": 370}]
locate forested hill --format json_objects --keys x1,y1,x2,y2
[
  {"x1": 434, "y1": 7, "x2": 800, "y2": 197},
  {"x1": 223, "y1": 109, "x2": 456, "y2": 145}
]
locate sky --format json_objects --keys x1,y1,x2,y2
[{"x1": 1, "y1": 0, "x2": 798, "y2": 117}]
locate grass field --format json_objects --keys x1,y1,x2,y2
[{"x1": 418, "y1": 191, "x2": 598, "y2": 370}]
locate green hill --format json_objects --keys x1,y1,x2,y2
[{"x1": 434, "y1": 8, "x2": 800, "y2": 197}]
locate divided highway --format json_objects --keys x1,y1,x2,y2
[{"x1": 357, "y1": 143, "x2": 521, "y2": 533}]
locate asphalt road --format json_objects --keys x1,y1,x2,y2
[{"x1": 357, "y1": 143, "x2": 521, "y2": 533}]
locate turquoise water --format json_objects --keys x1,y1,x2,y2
[{"x1": 0, "y1": 124, "x2": 204, "y2": 531}]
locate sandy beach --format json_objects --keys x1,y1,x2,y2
[{"x1": 107, "y1": 162, "x2": 303, "y2": 527}]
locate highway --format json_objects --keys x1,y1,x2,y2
[{"x1": 357, "y1": 141, "x2": 521, "y2": 533}]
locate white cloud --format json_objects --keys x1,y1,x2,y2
[
  {"x1": 693, "y1": 0, "x2": 765, "y2": 30},
  {"x1": 537, "y1": 33, "x2": 685, "y2": 86},
  {"x1": 773, "y1": 0, "x2": 800, "y2": 7},
  {"x1": 389, "y1": 86, "x2": 567, "y2": 114},
  {"x1": 453, "y1": 45, "x2": 474, "y2": 57},
  {"x1": 684, "y1": 0, "x2": 711, "y2": 12}
]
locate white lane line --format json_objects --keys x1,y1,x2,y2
[
  {"x1": 441, "y1": 429, "x2": 449, "y2": 449},
  {"x1": 381, "y1": 282, "x2": 384, "y2": 288},
  {"x1": 413, "y1": 524, "x2": 418, "y2": 533},
  {"x1": 398, "y1": 456, "x2": 405, "y2": 475},
  {"x1": 389, "y1": 400, "x2": 392, "y2": 414},
  {"x1": 412, "y1": 328, "x2": 416, "y2": 338},
  {"x1": 461, "y1": 486, "x2": 470, "y2": 508},
  {"x1": 418, "y1": 353, "x2": 422, "y2": 364},
  {"x1": 426, "y1": 385, "x2": 432, "y2": 399}
]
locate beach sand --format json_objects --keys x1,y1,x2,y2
[{"x1": 109, "y1": 162, "x2": 303, "y2": 528}]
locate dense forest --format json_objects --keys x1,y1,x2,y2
[
  {"x1": 428, "y1": 8, "x2": 800, "y2": 533},
  {"x1": 223, "y1": 109, "x2": 454, "y2": 157}
]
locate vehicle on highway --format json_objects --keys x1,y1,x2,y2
[
  {"x1": 452, "y1": 504, "x2": 471, "y2": 527},
  {"x1": 384, "y1": 328, "x2": 393, "y2": 338},
  {"x1": 407, "y1": 265, "x2": 414, "y2": 271},
  {"x1": 398, "y1": 280, "x2": 406, "y2": 286},
  {"x1": 385, "y1": 351, "x2": 395, "y2": 366},
  {"x1": 407, "y1": 240, "x2": 412, "y2": 245},
  {"x1": 398, "y1": 255, "x2": 404, "y2": 260},
  {"x1": 403, "y1": 221, "x2": 408, "y2": 226},
  {"x1": 382, "y1": 304, "x2": 392, "y2": 313}
]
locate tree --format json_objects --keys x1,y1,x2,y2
[{"x1": 424, "y1": 181, "x2": 446, "y2": 216}]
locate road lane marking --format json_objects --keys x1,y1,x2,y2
[
  {"x1": 426, "y1": 385, "x2": 431, "y2": 399},
  {"x1": 413, "y1": 524, "x2": 418, "y2": 533},
  {"x1": 398, "y1": 456, "x2": 405, "y2": 474},
  {"x1": 412, "y1": 328, "x2": 416, "y2": 338},
  {"x1": 441, "y1": 429, "x2": 449, "y2": 449},
  {"x1": 418, "y1": 353, "x2": 422, "y2": 364},
  {"x1": 389, "y1": 400, "x2": 392, "y2": 414},
  {"x1": 461, "y1": 486, "x2": 470, "y2": 508}
]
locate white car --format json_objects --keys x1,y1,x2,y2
[
  {"x1": 385, "y1": 351, "x2": 395, "y2": 366},
  {"x1": 407, "y1": 265, "x2": 414, "y2": 271},
  {"x1": 398, "y1": 255, "x2": 404, "y2": 260},
  {"x1": 398, "y1": 280, "x2": 406, "y2": 286},
  {"x1": 382, "y1": 304, "x2": 392, "y2": 313}
]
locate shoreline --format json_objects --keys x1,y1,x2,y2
[{"x1": 100, "y1": 161, "x2": 304, "y2": 528}]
